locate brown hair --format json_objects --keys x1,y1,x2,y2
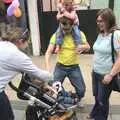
[
  {"x1": 96, "y1": 8, "x2": 117, "y2": 33},
  {"x1": 0, "y1": 24, "x2": 29, "y2": 43}
]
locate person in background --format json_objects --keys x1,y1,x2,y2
[
  {"x1": 45, "y1": 17, "x2": 90, "y2": 107},
  {"x1": 55, "y1": 0, "x2": 81, "y2": 53},
  {"x1": 0, "y1": 25, "x2": 52, "y2": 120},
  {"x1": 87, "y1": 8, "x2": 120, "y2": 120}
]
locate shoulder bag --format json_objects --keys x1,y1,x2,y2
[{"x1": 111, "y1": 31, "x2": 120, "y2": 92}]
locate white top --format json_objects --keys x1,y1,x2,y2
[
  {"x1": 0, "y1": 41, "x2": 51, "y2": 92},
  {"x1": 93, "y1": 30, "x2": 120, "y2": 74}
]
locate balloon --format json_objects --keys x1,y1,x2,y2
[
  {"x1": 12, "y1": 0, "x2": 20, "y2": 8},
  {"x1": 13, "y1": 7, "x2": 22, "y2": 18},
  {"x1": 7, "y1": 4, "x2": 16, "y2": 16},
  {"x1": 3, "y1": 0, "x2": 13, "y2": 4}
]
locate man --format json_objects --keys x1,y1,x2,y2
[{"x1": 45, "y1": 17, "x2": 90, "y2": 106}]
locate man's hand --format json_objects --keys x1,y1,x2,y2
[
  {"x1": 102, "y1": 73, "x2": 113, "y2": 84},
  {"x1": 76, "y1": 45, "x2": 85, "y2": 54}
]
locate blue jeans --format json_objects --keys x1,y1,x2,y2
[
  {"x1": 53, "y1": 63, "x2": 86, "y2": 100},
  {"x1": 56, "y1": 25, "x2": 81, "y2": 45},
  {"x1": 72, "y1": 25, "x2": 81, "y2": 45},
  {"x1": 57, "y1": 87, "x2": 76, "y2": 106},
  {"x1": 0, "y1": 91, "x2": 14, "y2": 120},
  {"x1": 90, "y1": 71, "x2": 113, "y2": 120}
]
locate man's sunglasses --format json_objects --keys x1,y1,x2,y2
[{"x1": 61, "y1": 21, "x2": 73, "y2": 26}]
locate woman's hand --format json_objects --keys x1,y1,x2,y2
[{"x1": 102, "y1": 73, "x2": 113, "y2": 84}]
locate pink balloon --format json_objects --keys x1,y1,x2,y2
[
  {"x1": 3, "y1": 0, "x2": 13, "y2": 4},
  {"x1": 12, "y1": 0, "x2": 20, "y2": 8},
  {"x1": 7, "y1": 4, "x2": 16, "y2": 16}
]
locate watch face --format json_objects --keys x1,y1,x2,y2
[{"x1": 60, "y1": 17, "x2": 73, "y2": 33}]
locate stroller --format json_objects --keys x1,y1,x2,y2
[{"x1": 9, "y1": 73, "x2": 78, "y2": 120}]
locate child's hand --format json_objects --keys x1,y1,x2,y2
[{"x1": 60, "y1": 7, "x2": 65, "y2": 13}]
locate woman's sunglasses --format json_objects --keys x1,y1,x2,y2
[{"x1": 20, "y1": 29, "x2": 29, "y2": 42}]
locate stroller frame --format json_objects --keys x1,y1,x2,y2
[{"x1": 9, "y1": 73, "x2": 78, "y2": 120}]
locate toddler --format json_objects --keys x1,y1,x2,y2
[{"x1": 55, "y1": 0, "x2": 81, "y2": 53}]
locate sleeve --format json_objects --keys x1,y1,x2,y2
[
  {"x1": 80, "y1": 31, "x2": 87, "y2": 44},
  {"x1": 113, "y1": 30, "x2": 120, "y2": 52},
  {"x1": 49, "y1": 33, "x2": 56, "y2": 45},
  {"x1": 10, "y1": 51, "x2": 52, "y2": 82}
]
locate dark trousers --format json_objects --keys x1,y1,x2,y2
[
  {"x1": 0, "y1": 91, "x2": 14, "y2": 120},
  {"x1": 54, "y1": 63, "x2": 86, "y2": 100},
  {"x1": 90, "y1": 71, "x2": 113, "y2": 120}
]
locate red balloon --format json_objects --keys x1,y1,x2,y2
[{"x1": 3, "y1": 0, "x2": 13, "y2": 4}]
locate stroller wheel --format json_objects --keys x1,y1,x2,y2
[
  {"x1": 26, "y1": 105, "x2": 38, "y2": 120},
  {"x1": 26, "y1": 105, "x2": 47, "y2": 120}
]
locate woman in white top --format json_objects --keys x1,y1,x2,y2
[
  {"x1": 0, "y1": 25, "x2": 52, "y2": 120},
  {"x1": 88, "y1": 8, "x2": 120, "y2": 120}
]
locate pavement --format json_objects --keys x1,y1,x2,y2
[{"x1": 5, "y1": 54, "x2": 120, "y2": 120}]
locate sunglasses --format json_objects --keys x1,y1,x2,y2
[
  {"x1": 20, "y1": 29, "x2": 29, "y2": 42},
  {"x1": 61, "y1": 21, "x2": 73, "y2": 26},
  {"x1": 96, "y1": 19, "x2": 104, "y2": 23}
]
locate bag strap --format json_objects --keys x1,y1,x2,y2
[{"x1": 111, "y1": 32, "x2": 115, "y2": 63}]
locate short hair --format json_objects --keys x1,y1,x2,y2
[
  {"x1": 1, "y1": 24, "x2": 29, "y2": 43},
  {"x1": 96, "y1": 8, "x2": 117, "y2": 33}
]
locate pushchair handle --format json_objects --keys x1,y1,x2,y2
[
  {"x1": 9, "y1": 81, "x2": 19, "y2": 92},
  {"x1": 8, "y1": 74, "x2": 66, "y2": 111},
  {"x1": 9, "y1": 81, "x2": 52, "y2": 109}
]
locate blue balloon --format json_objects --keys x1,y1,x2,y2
[{"x1": 7, "y1": 4, "x2": 16, "y2": 16}]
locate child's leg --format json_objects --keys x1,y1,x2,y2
[
  {"x1": 60, "y1": 87, "x2": 72, "y2": 97},
  {"x1": 55, "y1": 25, "x2": 64, "y2": 53},
  {"x1": 72, "y1": 25, "x2": 81, "y2": 45},
  {"x1": 58, "y1": 88, "x2": 79, "y2": 105},
  {"x1": 56, "y1": 25, "x2": 63, "y2": 45},
  {"x1": 72, "y1": 25, "x2": 84, "y2": 54}
]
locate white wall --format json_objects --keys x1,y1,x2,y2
[
  {"x1": 27, "y1": 0, "x2": 40, "y2": 56},
  {"x1": 90, "y1": 0, "x2": 109, "y2": 9},
  {"x1": 42, "y1": 0, "x2": 109, "y2": 11},
  {"x1": 114, "y1": 0, "x2": 120, "y2": 27}
]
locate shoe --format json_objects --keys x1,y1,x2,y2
[{"x1": 71, "y1": 93, "x2": 78, "y2": 98}]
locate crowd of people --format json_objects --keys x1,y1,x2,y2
[{"x1": 0, "y1": 0, "x2": 120, "y2": 120}]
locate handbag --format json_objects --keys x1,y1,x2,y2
[{"x1": 111, "y1": 31, "x2": 120, "y2": 92}]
